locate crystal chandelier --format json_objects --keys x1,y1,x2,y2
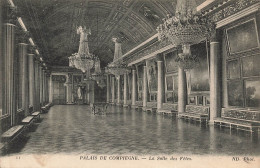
[
  {"x1": 91, "y1": 57, "x2": 107, "y2": 88},
  {"x1": 69, "y1": 26, "x2": 97, "y2": 76},
  {"x1": 107, "y1": 37, "x2": 128, "y2": 79},
  {"x1": 156, "y1": 0, "x2": 215, "y2": 70}
]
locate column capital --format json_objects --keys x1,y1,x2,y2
[
  {"x1": 130, "y1": 65, "x2": 136, "y2": 71},
  {"x1": 210, "y1": 29, "x2": 222, "y2": 43},
  {"x1": 16, "y1": 28, "x2": 30, "y2": 44},
  {"x1": 155, "y1": 53, "x2": 164, "y2": 62},
  {"x1": 3, "y1": 2, "x2": 18, "y2": 25},
  {"x1": 28, "y1": 45, "x2": 38, "y2": 54}
]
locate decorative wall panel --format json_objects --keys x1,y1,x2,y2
[{"x1": 146, "y1": 59, "x2": 158, "y2": 92}]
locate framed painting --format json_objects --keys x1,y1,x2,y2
[
  {"x1": 128, "y1": 72, "x2": 132, "y2": 94},
  {"x1": 226, "y1": 18, "x2": 259, "y2": 55},
  {"x1": 173, "y1": 92, "x2": 178, "y2": 103},
  {"x1": 164, "y1": 50, "x2": 178, "y2": 73},
  {"x1": 227, "y1": 80, "x2": 244, "y2": 107},
  {"x1": 242, "y1": 55, "x2": 260, "y2": 77},
  {"x1": 189, "y1": 42, "x2": 210, "y2": 92},
  {"x1": 138, "y1": 79, "x2": 143, "y2": 91},
  {"x1": 146, "y1": 59, "x2": 158, "y2": 92},
  {"x1": 165, "y1": 75, "x2": 174, "y2": 91},
  {"x1": 137, "y1": 64, "x2": 144, "y2": 79},
  {"x1": 138, "y1": 93, "x2": 142, "y2": 101},
  {"x1": 173, "y1": 75, "x2": 178, "y2": 90},
  {"x1": 227, "y1": 59, "x2": 240, "y2": 79},
  {"x1": 245, "y1": 79, "x2": 260, "y2": 108}
]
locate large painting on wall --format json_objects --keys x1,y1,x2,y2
[
  {"x1": 166, "y1": 76, "x2": 173, "y2": 91},
  {"x1": 146, "y1": 59, "x2": 158, "y2": 92},
  {"x1": 138, "y1": 79, "x2": 142, "y2": 91},
  {"x1": 227, "y1": 59, "x2": 240, "y2": 79},
  {"x1": 245, "y1": 79, "x2": 260, "y2": 108},
  {"x1": 137, "y1": 64, "x2": 144, "y2": 92},
  {"x1": 128, "y1": 73, "x2": 132, "y2": 94},
  {"x1": 227, "y1": 80, "x2": 244, "y2": 107},
  {"x1": 164, "y1": 50, "x2": 178, "y2": 73},
  {"x1": 226, "y1": 19, "x2": 259, "y2": 54},
  {"x1": 188, "y1": 42, "x2": 210, "y2": 92},
  {"x1": 242, "y1": 55, "x2": 260, "y2": 77},
  {"x1": 137, "y1": 64, "x2": 144, "y2": 79},
  {"x1": 173, "y1": 75, "x2": 178, "y2": 90}
]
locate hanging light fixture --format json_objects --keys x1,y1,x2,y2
[
  {"x1": 69, "y1": 26, "x2": 97, "y2": 76},
  {"x1": 91, "y1": 57, "x2": 107, "y2": 88},
  {"x1": 107, "y1": 37, "x2": 128, "y2": 79},
  {"x1": 156, "y1": 0, "x2": 215, "y2": 70}
]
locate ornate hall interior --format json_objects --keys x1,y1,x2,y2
[{"x1": 0, "y1": 0, "x2": 260, "y2": 159}]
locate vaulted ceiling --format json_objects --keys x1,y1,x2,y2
[{"x1": 14, "y1": 0, "x2": 205, "y2": 67}]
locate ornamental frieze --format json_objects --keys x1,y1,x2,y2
[
  {"x1": 123, "y1": 38, "x2": 172, "y2": 64},
  {"x1": 210, "y1": 0, "x2": 259, "y2": 22}
]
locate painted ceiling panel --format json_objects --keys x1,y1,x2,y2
[{"x1": 13, "y1": 0, "x2": 206, "y2": 67}]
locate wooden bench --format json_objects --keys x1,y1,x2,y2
[
  {"x1": 109, "y1": 102, "x2": 116, "y2": 105},
  {"x1": 131, "y1": 101, "x2": 143, "y2": 110},
  {"x1": 143, "y1": 102, "x2": 157, "y2": 113},
  {"x1": 1, "y1": 125, "x2": 24, "y2": 149},
  {"x1": 123, "y1": 100, "x2": 132, "y2": 108},
  {"x1": 214, "y1": 108, "x2": 260, "y2": 135},
  {"x1": 116, "y1": 103, "x2": 123, "y2": 107},
  {"x1": 41, "y1": 106, "x2": 48, "y2": 113},
  {"x1": 157, "y1": 109, "x2": 178, "y2": 116},
  {"x1": 31, "y1": 111, "x2": 41, "y2": 121},
  {"x1": 145, "y1": 107, "x2": 157, "y2": 113},
  {"x1": 179, "y1": 112, "x2": 208, "y2": 122},
  {"x1": 214, "y1": 117, "x2": 260, "y2": 135},
  {"x1": 41, "y1": 103, "x2": 52, "y2": 113},
  {"x1": 157, "y1": 103, "x2": 178, "y2": 116},
  {"x1": 21, "y1": 116, "x2": 34, "y2": 130},
  {"x1": 178, "y1": 105, "x2": 210, "y2": 123},
  {"x1": 123, "y1": 104, "x2": 130, "y2": 108}
]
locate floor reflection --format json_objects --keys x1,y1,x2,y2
[{"x1": 2, "y1": 105, "x2": 260, "y2": 156}]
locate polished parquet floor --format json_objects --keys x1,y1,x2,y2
[{"x1": 4, "y1": 105, "x2": 260, "y2": 156}]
